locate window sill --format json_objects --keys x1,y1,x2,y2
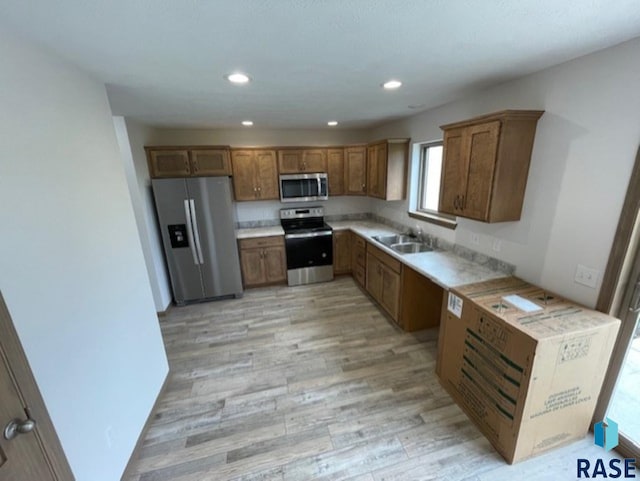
[{"x1": 408, "y1": 210, "x2": 457, "y2": 230}]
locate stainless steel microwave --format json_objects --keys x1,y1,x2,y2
[{"x1": 279, "y1": 173, "x2": 328, "y2": 202}]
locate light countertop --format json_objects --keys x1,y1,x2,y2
[
  {"x1": 237, "y1": 220, "x2": 508, "y2": 289},
  {"x1": 236, "y1": 226, "x2": 284, "y2": 239}
]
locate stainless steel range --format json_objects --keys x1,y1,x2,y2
[{"x1": 280, "y1": 207, "x2": 333, "y2": 286}]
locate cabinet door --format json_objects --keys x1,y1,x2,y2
[
  {"x1": 365, "y1": 253, "x2": 382, "y2": 302},
  {"x1": 191, "y1": 149, "x2": 231, "y2": 176},
  {"x1": 302, "y1": 149, "x2": 327, "y2": 172},
  {"x1": 333, "y1": 230, "x2": 351, "y2": 274},
  {"x1": 366, "y1": 145, "x2": 379, "y2": 197},
  {"x1": 461, "y1": 121, "x2": 500, "y2": 221},
  {"x1": 240, "y1": 248, "x2": 266, "y2": 286},
  {"x1": 263, "y1": 245, "x2": 287, "y2": 283},
  {"x1": 277, "y1": 150, "x2": 304, "y2": 173},
  {"x1": 352, "y1": 234, "x2": 366, "y2": 286},
  {"x1": 327, "y1": 149, "x2": 345, "y2": 196},
  {"x1": 148, "y1": 150, "x2": 191, "y2": 178},
  {"x1": 373, "y1": 143, "x2": 388, "y2": 198},
  {"x1": 345, "y1": 147, "x2": 367, "y2": 195},
  {"x1": 439, "y1": 127, "x2": 466, "y2": 215},
  {"x1": 380, "y1": 266, "x2": 401, "y2": 321},
  {"x1": 231, "y1": 150, "x2": 258, "y2": 201},
  {"x1": 256, "y1": 150, "x2": 279, "y2": 200}
]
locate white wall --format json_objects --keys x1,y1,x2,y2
[
  {"x1": 114, "y1": 117, "x2": 172, "y2": 311},
  {"x1": 370, "y1": 37, "x2": 640, "y2": 307},
  {"x1": 0, "y1": 31, "x2": 169, "y2": 481},
  {"x1": 147, "y1": 126, "x2": 370, "y2": 147}
]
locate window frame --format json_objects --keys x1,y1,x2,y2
[{"x1": 407, "y1": 141, "x2": 457, "y2": 229}]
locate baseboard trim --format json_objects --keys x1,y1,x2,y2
[{"x1": 120, "y1": 370, "x2": 170, "y2": 480}]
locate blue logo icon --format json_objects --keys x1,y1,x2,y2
[{"x1": 594, "y1": 418, "x2": 619, "y2": 451}]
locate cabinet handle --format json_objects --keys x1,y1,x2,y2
[{"x1": 454, "y1": 196, "x2": 459, "y2": 209}]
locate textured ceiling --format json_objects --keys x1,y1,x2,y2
[{"x1": 2, "y1": 0, "x2": 640, "y2": 129}]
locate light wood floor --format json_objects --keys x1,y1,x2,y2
[{"x1": 123, "y1": 276, "x2": 616, "y2": 481}]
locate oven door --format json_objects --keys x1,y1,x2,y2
[{"x1": 284, "y1": 230, "x2": 333, "y2": 285}]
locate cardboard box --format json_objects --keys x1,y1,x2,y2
[{"x1": 436, "y1": 277, "x2": 620, "y2": 464}]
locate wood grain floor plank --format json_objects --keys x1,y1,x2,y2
[{"x1": 125, "y1": 277, "x2": 610, "y2": 481}]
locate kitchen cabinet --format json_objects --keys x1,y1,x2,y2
[
  {"x1": 230, "y1": 149, "x2": 279, "y2": 201},
  {"x1": 238, "y1": 236, "x2": 286, "y2": 287},
  {"x1": 327, "y1": 148, "x2": 345, "y2": 196},
  {"x1": 146, "y1": 147, "x2": 231, "y2": 178},
  {"x1": 277, "y1": 148, "x2": 327, "y2": 173},
  {"x1": 333, "y1": 230, "x2": 352, "y2": 275},
  {"x1": 439, "y1": 110, "x2": 544, "y2": 222},
  {"x1": 365, "y1": 243, "x2": 402, "y2": 322},
  {"x1": 344, "y1": 145, "x2": 367, "y2": 195},
  {"x1": 351, "y1": 233, "x2": 367, "y2": 287},
  {"x1": 366, "y1": 139, "x2": 409, "y2": 200},
  {"x1": 399, "y1": 267, "x2": 444, "y2": 332}
]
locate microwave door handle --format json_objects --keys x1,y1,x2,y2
[
  {"x1": 189, "y1": 199, "x2": 205, "y2": 265},
  {"x1": 183, "y1": 200, "x2": 199, "y2": 265},
  {"x1": 317, "y1": 177, "x2": 321, "y2": 196}
]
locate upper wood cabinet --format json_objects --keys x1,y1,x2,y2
[
  {"x1": 230, "y1": 149, "x2": 279, "y2": 201},
  {"x1": 366, "y1": 139, "x2": 409, "y2": 200},
  {"x1": 146, "y1": 147, "x2": 231, "y2": 178},
  {"x1": 277, "y1": 149, "x2": 327, "y2": 173},
  {"x1": 190, "y1": 149, "x2": 231, "y2": 176},
  {"x1": 344, "y1": 146, "x2": 367, "y2": 195},
  {"x1": 327, "y1": 149, "x2": 345, "y2": 196},
  {"x1": 439, "y1": 110, "x2": 544, "y2": 222}
]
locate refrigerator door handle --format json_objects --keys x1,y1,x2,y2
[
  {"x1": 189, "y1": 199, "x2": 205, "y2": 265},
  {"x1": 183, "y1": 199, "x2": 200, "y2": 265}
]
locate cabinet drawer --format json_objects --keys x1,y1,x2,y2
[
  {"x1": 239, "y1": 235, "x2": 284, "y2": 250},
  {"x1": 353, "y1": 246, "x2": 366, "y2": 267},
  {"x1": 353, "y1": 235, "x2": 366, "y2": 250},
  {"x1": 367, "y1": 243, "x2": 401, "y2": 273}
]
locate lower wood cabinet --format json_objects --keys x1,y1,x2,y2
[
  {"x1": 351, "y1": 233, "x2": 367, "y2": 287},
  {"x1": 365, "y1": 244, "x2": 402, "y2": 322},
  {"x1": 399, "y1": 266, "x2": 444, "y2": 332},
  {"x1": 333, "y1": 230, "x2": 352, "y2": 275},
  {"x1": 238, "y1": 236, "x2": 286, "y2": 287}
]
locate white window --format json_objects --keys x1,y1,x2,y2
[
  {"x1": 417, "y1": 143, "x2": 443, "y2": 214},
  {"x1": 408, "y1": 141, "x2": 456, "y2": 229}
]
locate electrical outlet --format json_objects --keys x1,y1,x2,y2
[
  {"x1": 470, "y1": 233, "x2": 480, "y2": 245},
  {"x1": 574, "y1": 264, "x2": 599, "y2": 289},
  {"x1": 492, "y1": 239, "x2": 502, "y2": 252}
]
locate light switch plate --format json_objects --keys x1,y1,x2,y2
[{"x1": 574, "y1": 264, "x2": 599, "y2": 288}]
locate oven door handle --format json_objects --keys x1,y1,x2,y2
[{"x1": 285, "y1": 230, "x2": 333, "y2": 239}]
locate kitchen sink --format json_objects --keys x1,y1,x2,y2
[
  {"x1": 372, "y1": 234, "x2": 433, "y2": 255},
  {"x1": 372, "y1": 234, "x2": 418, "y2": 246},
  {"x1": 390, "y1": 242, "x2": 433, "y2": 254}
]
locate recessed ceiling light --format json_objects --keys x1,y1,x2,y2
[
  {"x1": 241, "y1": 120, "x2": 253, "y2": 126},
  {"x1": 327, "y1": 121, "x2": 338, "y2": 126},
  {"x1": 382, "y1": 79, "x2": 402, "y2": 90},
  {"x1": 226, "y1": 73, "x2": 251, "y2": 84}
]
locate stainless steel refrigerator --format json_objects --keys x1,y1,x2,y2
[{"x1": 152, "y1": 176, "x2": 243, "y2": 305}]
